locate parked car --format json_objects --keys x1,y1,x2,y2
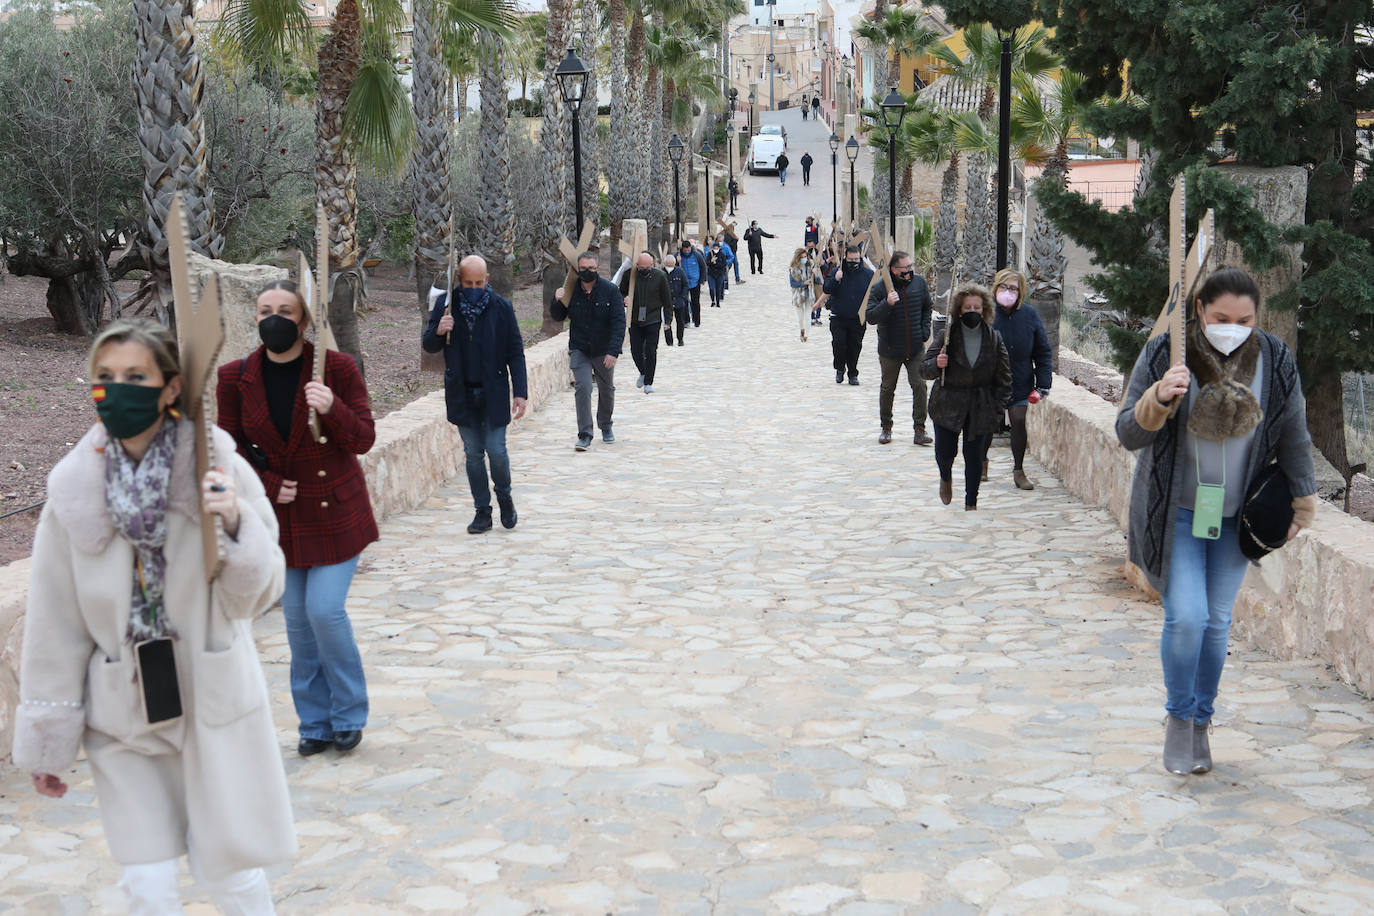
[
  {"x1": 747, "y1": 135, "x2": 787, "y2": 174},
  {"x1": 756, "y1": 124, "x2": 788, "y2": 145}
]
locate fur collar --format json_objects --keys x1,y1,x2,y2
[
  {"x1": 45, "y1": 418, "x2": 233, "y2": 554},
  {"x1": 1185, "y1": 320, "x2": 1263, "y2": 442}
]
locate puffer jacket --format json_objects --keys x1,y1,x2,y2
[
  {"x1": 867, "y1": 275, "x2": 932, "y2": 360},
  {"x1": 919, "y1": 318, "x2": 1012, "y2": 436}
]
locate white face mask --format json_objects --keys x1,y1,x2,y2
[{"x1": 1202, "y1": 321, "x2": 1253, "y2": 356}]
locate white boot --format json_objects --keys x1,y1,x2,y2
[
  {"x1": 200, "y1": 868, "x2": 275, "y2": 916},
  {"x1": 120, "y1": 859, "x2": 184, "y2": 915}
]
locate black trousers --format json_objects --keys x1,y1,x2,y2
[
  {"x1": 749, "y1": 249, "x2": 763, "y2": 273},
  {"x1": 688, "y1": 283, "x2": 702, "y2": 325},
  {"x1": 628, "y1": 324, "x2": 660, "y2": 385},
  {"x1": 802, "y1": 166, "x2": 811, "y2": 185},
  {"x1": 830, "y1": 316, "x2": 866, "y2": 378},
  {"x1": 934, "y1": 422, "x2": 991, "y2": 508},
  {"x1": 666, "y1": 308, "x2": 689, "y2": 344}
]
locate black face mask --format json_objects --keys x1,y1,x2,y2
[
  {"x1": 960, "y1": 311, "x2": 983, "y2": 329},
  {"x1": 636, "y1": 268, "x2": 651, "y2": 279},
  {"x1": 258, "y1": 314, "x2": 300, "y2": 354},
  {"x1": 844, "y1": 260, "x2": 861, "y2": 272},
  {"x1": 578, "y1": 268, "x2": 598, "y2": 284},
  {"x1": 894, "y1": 270, "x2": 913, "y2": 286}
]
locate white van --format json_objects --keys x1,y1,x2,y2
[{"x1": 747, "y1": 135, "x2": 787, "y2": 174}]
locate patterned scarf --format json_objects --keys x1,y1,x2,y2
[
  {"x1": 458, "y1": 286, "x2": 492, "y2": 330},
  {"x1": 104, "y1": 418, "x2": 178, "y2": 643}
]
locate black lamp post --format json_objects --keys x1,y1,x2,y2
[
  {"x1": 729, "y1": 86, "x2": 738, "y2": 113},
  {"x1": 995, "y1": 31, "x2": 1013, "y2": 270},
  {"x1": 828, "y1": 131, "x2": 839, "y2": 225},
  {"x1": 748, "y1": 88, "x2": 755, "y2": 136},
  {"x1": 844, "y1": 134, "x2": 859, "y2": 230},
  {"x1": 880, "y1": 86, "x2": 906, "y2": 240},
  {"x1": 726, "y1": 123, "x2": 737, "y2": 216},
  {"x1": 555, "y1": 47, "x2": 590, "y2": 230},
  {"x1": 668, "y1": 133, "x2": 684, "y2": 243},
  {"x1": 700, "y1": 137, "x2": 715, "y2": 236}
]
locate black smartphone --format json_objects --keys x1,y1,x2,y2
[{"x1": 135, "y1": 638, "x2": 184, "y2": 724}]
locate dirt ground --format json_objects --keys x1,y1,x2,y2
[{"x1": 0, "y1": 263, "x2": 551, "y2": 564}]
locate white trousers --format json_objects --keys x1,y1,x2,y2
[{"x1": 119, "y1": 854, "x2": 274, "y2": 916}]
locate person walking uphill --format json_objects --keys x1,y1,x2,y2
[
  {"x1": 776, "y1": 151, "x2": 790, "y2": 186},
  {"x1": 705, "y1": 239, "x2": 730, "y2": 308},
  {"x1": 744, "y1": 220, "x2": 775, "y2": 274},
  {"x1": 867, "y1": 250, "x2": 934, "y2": 445},
  {"x1": 1115, "y1": 267, "x2": 1316, "y2": 778},
  {"x1": 800, "y1": 151, "x2": 814, "y2": 186},
  {"x1": 663, "y1": 254, "x2": 691, "y2": 346},
  {"x1": 619, "y1": 251, "x2": 673, "y2": 392},
  {"x1": 219, "y1": 280, "x2": 379, "y2": 758},
  {"x1": 552, "y1": 251, "x2": 626, "y2": 449},
  {"x1": 423, "y1": 255, "x2": 529, "y2": 534},
  {"x1": 17, "y1": 318, "x2": 295, "y2": 915},
  {"x1": 920, "y1": 282, "x2": 1012, "y2": 510},
  {"x1": 822, "y1": 244, "x2": 873, "y2": 385},
  {"x1": 678, "y1": 239, "x2": 707, "y2": 327},
  {"x1": 992, "y1": 268, "x2": 1053, "y2": 490}
]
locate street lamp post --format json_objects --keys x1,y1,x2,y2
[
  {"x1": 700, "y1": 137, "x2": 715, "y2": 236},
  {"x1": 766, "y1": 0, "x2": 777, "y2": 109},
  {"x1": 828, "y1": 132, "x2": 839, "y2": 225},
  {"x1": 726, "y1": 123, "x2": 736, "y2": 217},
  {"x1": 748, "y1": 88, "x2": 756, "y2": 136},
  {"x1": 844, "y1": 134, "x2": 859, "y2": 231},
  {"x1": 555, "y1": 48, "x2": 590, "y2": 230},
  {"x1": 668, "y1": 133, "x2": 684, "y2": 243},
  {"x1": 995, "y1": 32, "x2": 1013, "y2": 270},
  {"x1": 880, "y1": 86, "x2": 907, "y2": 240}
]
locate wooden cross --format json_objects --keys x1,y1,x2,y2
[
  {"x1": 308, "y1": 205, "x2": 338, "y2": 444},
  {"x1": 715, "y1": 215, "x2": 737, "y2": 238},
  {"x1": 167, "y1": 192, "x2": 226, "y2": 583},
  {"x1": 656, "y1": 241, "x2": 671, "y2": 265},
  {"x1": 861, "y1": 222, "x2": 896, "y2": 325},
  {"x1": 444, "y1": 206, "x2": 457, "y2": 345},
  {"x1": 618, "y1": 223, "x2": 649, "y2": 323},
  {"x1": 1149, "y1": 179, "x2": 1215, "y2": 366},
  {"x1": 556, "y1": 219, "x2": 598, "y2": 306}
]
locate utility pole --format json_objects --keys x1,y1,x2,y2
[{"x1": 767, "y1": 0, "x2": 777, "y2": 109}]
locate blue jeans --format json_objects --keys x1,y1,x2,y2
[
  {"x1": 458, "y1": 421, "x2": 511, "y2": 509},
  {"x1": 1161, "y1": 509, "x2": 1251, "y2": 723},
  {"x1": 732, "y1": 258, "x2": 742, "y2": 282},
  {"x1": 282, "y1": 555, "x2": 367, "y2": 740},
  {"x1": 707, "y1": 273, "x2": 725, "y2": 305},
  {"x1": 779, "y1": 166, "x2": 787, "y2": 185}
]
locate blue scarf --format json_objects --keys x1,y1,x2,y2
[{"x1": 458, "y1": 286, "x2": 491, "y2": 329}]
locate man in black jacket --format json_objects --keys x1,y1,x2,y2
[
  {"x1": 800, "y1": 151, "x2": 814, "y2": 186},
  {"x1": 551, "y1": 252, "x2": 626, "y2": 449},
  {"x1": 663, "y1": 254, "x2": 690, "y2": 346},
  {"x1": 618, "y1": 251, "x2": 673, "y2": 393},
  {"x1": 822, "y1": 244, "x2": 873, "y2": 385},
  {"x1": 423, "y1": 255, "x2": 528, "y2": 532},
  {"x1": 866, "y1": 250, "x2": 934, "y2": 444},
  {"x1": 743, "y1": 221, "x2": 775, "y2": 274},
  {"x1": 775, "y1": 152, "x2": 790, "y2": 186}
]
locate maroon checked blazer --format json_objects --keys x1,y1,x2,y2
[{"x1": 217, "y1": 342, "x2": 379, "y2": 569}]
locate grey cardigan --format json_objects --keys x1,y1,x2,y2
[{"x1": 1115, "y1": 329, "x2": 1316, "y2": 593}]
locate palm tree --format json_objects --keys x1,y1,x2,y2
[
  {"x1": 606, "y1": 0, "x2": 629, "y2": 240},
  {"x1": 510, "y1": 12, "x2": 546, "y2": 105},
  {"x1": 949, "y1": 109, "x2": 1047, "y2": 284},
  {"x1": 539, "y1": 0, "x2": 574, "y2": 333},
  {"x1": 1013, "y1": 68, "x2": 1095, "y2": 361},
  {"x1": 477, "y1": 31, "x2": 516, "y2": 296},
  {"x1": 644, "y1": 7, "x2": 667, "y2": 241},
  {"x1": 901, "y1": 107, "x2": 960, "y2": 307},
  {"x1": 411, "y1": 0, "x2": 451, "y2": 307},
  {"x1": 854, "y1": 7, "x2": 940, "y2": 92},
  {"x1": 626, "y1": 3, "x2": 648, "y2": 233},
  {"x1": 133, "y1": 0, "x2": 223, "y2": 325},
  {"x1": 578, "y1": 0, "x2": 601, "y2": 231}
]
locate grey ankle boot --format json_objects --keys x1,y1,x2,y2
[
  {"x1": 1163, "y1": 715, "x2": 1193, "y2": 775},
  {"x1": 1192, "y1": 721, "x2": 1213, "y2": 774}
]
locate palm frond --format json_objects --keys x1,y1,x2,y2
[
  {"x1": 218, "y1": 0, "x2": 313, "y2": 64},
  {"x1": 345, "y1": 54, "x2": 415, "y2": 173}
]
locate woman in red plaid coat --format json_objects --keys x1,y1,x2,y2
[{"x1": 217, "y1": 280, "x2": 378, "y2": 758}]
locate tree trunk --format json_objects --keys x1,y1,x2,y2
[
  {"x1": 44, "y1": 272, "x2": 103, "y2": 337},
  {"x1": 579, "y1": 0, "x2": 601, "y2": 231},
  {"x1": 960, "y1": 153, "x2": 993, "y2": 284},
  {"x1": 540, "y1": 0, "x2": 574, "y2": 336},
  {"x1": 606, "y1": 0, "x2": 629, "y2": 243},
  {"x1": 1307, "y1": 371, "x2": 1354, "y2": 483},
  {"x1": 933, "y1": 157, "x2": 959, "y2": 310},
  {"x1": 627, "y1": 11, "x2": 648, "y2": 231},
  {"x1": 477, "y1": 33, "x2": 516, "y2": 300},
  {"x1": 410, "y1": 0, "x2": 449, "y2": 372}
]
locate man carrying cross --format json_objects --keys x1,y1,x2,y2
[
  {"x1": 618, "y1": 251, "x2": 673, "y2": 393},
  {"x1": 822, "y1": 242, "x2": 873, "y2": 385},
  {"x1": 552, "y1": 252, "x2": 626, "y2": 450}
]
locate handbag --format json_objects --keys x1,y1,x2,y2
[{"x1": 1238, "y1": 462, "x2": 1293, "y2": 561}]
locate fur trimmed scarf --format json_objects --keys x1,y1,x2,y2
[
  {"x1": 104, "y1": 418, "x2": 179, "y2": 643},
  {"x1": 1185, "y1": 320, "x2": 1263, "y2": 443}
]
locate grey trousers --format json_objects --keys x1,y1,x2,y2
[{"x1": 569, "y1": 348, "x2": 615, "y2": 438}]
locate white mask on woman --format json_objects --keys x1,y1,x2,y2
[{"x1": 1202, "y1": 321, "x2": 1253, "y2": 356}]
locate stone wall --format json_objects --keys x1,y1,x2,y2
[
  {"x1": 0, "y1": 333, "x2": 571, "y2": 762},
  {"x1": 1027, "y1": 356, "x2": 1374, "y2": 699}
]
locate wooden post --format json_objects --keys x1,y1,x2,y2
[{"x1": 1148, "y1": 180, "x2": 1214, "y2": 367}]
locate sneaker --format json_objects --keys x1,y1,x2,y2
[
  {"x1": 644, "y1": 384, "x2": 655, "y2": 393},
  {"x1": 677, "y1": 340, "x2": 684, "y2": 346},
  {"x1": 848, "y1": 376, "x2": 860, "y2": 386},
  {"x1": 467, "y1": 508, "x2": 493, "y2": 534},
  {"x1": 636, "y1": 374, "x2": 644, "y2": 389},
  {"x1": 835, "y1": 371, "x2": 844, "y2": 384},
  {"x1": 878, "y1": 427, "x2": 893, "y2": 444},
  {"x1": 497, "y1": 495, "x2": 517, "y2": 529},
  {"x1": 575, "y1": 435, "x2": 592, "y2": 451},
  {"x1": 602, "y1": 430, "x2": 615, "y2": 443}
]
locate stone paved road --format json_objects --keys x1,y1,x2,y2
[{"x1": 5, "y1": 110, "x2": 1374, "y2": 914}]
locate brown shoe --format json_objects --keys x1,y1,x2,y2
[
  {"x1": 914, "y1": 425, "x2": 933, "y2": 446},
  {"x1": 1014, "y1": 469, "x2": 1035, "y2": 490},
  {"x1": 965, "y1": 504, "x2": 977, "y2": 511},
  {"x1": 939, "y1": 479, "x2": 952, "y2": 505},
  {"x1": 879, "y1": 427, "x2": 893, "y2": 444},
  {"x1": 981, "y1": 460, "x2": 990, "y2": 482}
]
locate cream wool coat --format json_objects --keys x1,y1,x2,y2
[{"x1": 11, "y1": 419, "x2": 297, "y2": 878}]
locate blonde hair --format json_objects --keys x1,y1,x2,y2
[
  {"x1": 992, "y1": 268, "x2": 1027, "y2": 308},
  {"x1": 950, "y1": 281, "x2": 994, "y2": 326},
  {"x1": 256, "y1": 279, "x2": 313, "y2": 330},
  {"x1": 789, "y1": 247, "x2": 809, "y2": 269},
  {"x1": 88, "y1": 318, "x2": 183, "y2": 408}
]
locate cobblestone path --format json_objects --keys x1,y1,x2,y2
[{"x1": 4, "y1": 110, "x2": 1374, "y2": 914}]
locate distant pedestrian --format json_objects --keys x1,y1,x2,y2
[
  {"x1": 663, "y1": 254, "x2": 690, "y2": 346},
  {"x1": 800, "y1": 151, "x2": 814, "y2": 186},
  {"x1": 714, "y1": 233, "x2": 737, "y2": 297},
  {"x1": 619, "y1": 251, "x2": 673, "y2": 393},
  {"x1": 1116, "y1": 267, "x2": 1316, "y2": 777},
  {"x1": 991, "y1": 268, "x2": 1053, "y2": 490},
  {"x1": 776, "y1": 152, "x2": 790, "y2": 186},
  {"x1": 867, "y1": 250, "x2": 934, "y2": 446},
  {"x1": 705, "y1": 239, "x2": 729, "y2": 308},
  {"x1": 804, "y1": 216, "x2": 819, "y2": 249},
  {"x1": 811, "y1": 95, "x2": 820, "y2": 120},
  {"x1": 550, "y1": 251, "x2": 626, "y2": 449},
  {"x1": 723, "y1": 223, "x2": 744, "y2": 285},
  {"x1": 822, "y1": 243, "x2": 873, "y2": 385},
  {"x1": 678, "y1": 239, "x2": 707, "y2": 327},
  {"x1": 728, "y1": 176, "x2": 740, "y2": 211},
  {"x1": 743, "y1": 220, "x2": 775, "y2": 274},
  {"x1": 788, "y1": 247, "x2": 820, "y2": 342},
  {"x1": 801, "y1": 94, "x2": 809, "y2": 119},
  {"x1": 422, "y1": 255, "x2": 529, "y2": 532},
  {"x1": 920, "y1": 282, "x2": 1012, "y2": 510}
]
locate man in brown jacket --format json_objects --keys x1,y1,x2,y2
[{"x1": 618, "y1": 251, "x2": 674, "y2": 393}]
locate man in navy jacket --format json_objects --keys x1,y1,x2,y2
[
  {"x1": 822, "y1": 244, "x2": 873, "y2": 385},
  {"x1": 551, "y1": 251, "x2": 627, "y2": 450},
  {"x1": 866, "y1": 251, "x2": 934, "y2": 444},
  {"x1": 423, "y1": 255, "x2": 528, "y2": 532}
]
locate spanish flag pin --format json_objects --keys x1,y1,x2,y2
[{"x1": 91, "y1": 384, "x2": 107, "y2": 403}]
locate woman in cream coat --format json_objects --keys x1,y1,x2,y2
[{"x1": 12, "y1": 319, "x2": 295, "y2": 914}]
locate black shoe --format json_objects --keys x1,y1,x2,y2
[
  {"x1": 602, "y1": 430, "x2": 615, "y2": 444},
  {"x1": 836, "y1": 371, "x2": 844, "y2": 384},
  {"x1": 575, "y1": 435, "x2": 592, "y2": 451},
  {"x1": 298, "y1": 737, "x2": 332, "y2": 757},
  {"x1": 467, "y1": 508, "x2": 493, "y2": 534},
  {"x1": 848, "y1": 376, "x2": 860, "y2": 386},
  {"x1": 677, "y1": 339, "x2": 684, "y2": 346},
  {"x1": 333, "y1": 730, "x2": 362, "y2": 752},
  {"x1": 498, "y1": 496, "x2": 517, "y2": 529}
]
